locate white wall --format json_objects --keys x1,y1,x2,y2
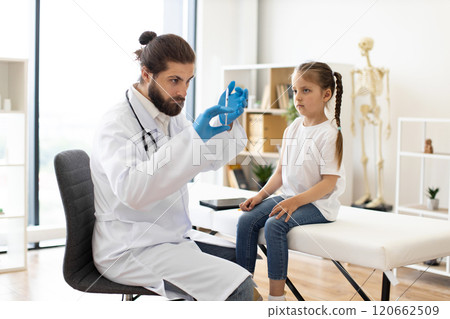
[
  {"x1": 196, "y1": 0, "x2": 258, "y2": 112},
  {"x1": 258, "y1": 0, "x2": 450, "y2": 206},
  {"x1": 0, "y1": 0, "x2": 34, "y2": 59},
  {"x1": 196, "y1": 0, "x2": 258, "y2": 184}
]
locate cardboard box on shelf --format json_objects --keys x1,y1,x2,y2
[{"x1": 245, "y1": 113, "x2": 287, "y2": 153}]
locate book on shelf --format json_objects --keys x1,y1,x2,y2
[
  {"x1": 276, "y1": 83, "x2": 291, "y2": 110},
  {"x1": 226, "y1": 164, "x2": 249, "y2": 190},
  {"x1": 260, "y1": 84, "x2": 271, "y2": 110},
  {"x1": 276, "y1": 84, "x2": 284, "y2": 109}
]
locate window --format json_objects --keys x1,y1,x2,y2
[{"x1": 35, "y1": 0, "x2": 195, "y2": 237}]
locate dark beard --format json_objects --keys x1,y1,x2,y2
[{"x1": 148, "y1": 82, "x2": 185, "y2": 117}]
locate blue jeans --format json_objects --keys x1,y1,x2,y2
[{"x1": 236, "y1": 196, "x2": 330, "y2": 280}]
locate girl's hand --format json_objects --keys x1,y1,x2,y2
[
  {"x1": 269, "y1": 197, "x2": 300, "y2": 222},
  {"x1": 239, "y1": 194, "x2": 263, "y2": 211}
]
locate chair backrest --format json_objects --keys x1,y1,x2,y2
[
  {"x1": 54, "y1": 149, "x2": 157, "y2": 296},
  {"x1": 54, "y1": 149, "x2": 97, "y2": 289}
]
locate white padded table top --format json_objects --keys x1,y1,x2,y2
[
  {"x1": 188, "y1": 182, "x2": 256, "y2": 230},
  {"x1": 188, "y1": 182, "x2": 450, "y2": 271},
  {"x1": 272, "y1": 206, "x2": 450, "y2": 270}
]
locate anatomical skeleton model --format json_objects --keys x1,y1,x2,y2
[{"x1": 351, "y1": 37, "x2": 391, "y2": 209}]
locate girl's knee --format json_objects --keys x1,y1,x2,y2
[
  {"x1": 237, "y1": 213, "x2": 258, "y2": 234},
  {"x1": 237, "y1": 212, "x2": 253, "y2": 228},
  {"x1": 264, "y1": 217, "x2": 288, "y2": 236}
]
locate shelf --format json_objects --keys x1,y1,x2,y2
[
  {"x1": 397, "y1": 204, "x2": 449, "y2": 219},
  {"x1": 0, "y1": 57, "x2": 27, "y2": 273},
  {"x1": 0, "y1": 163, "x2": 25, "y2": 167},
  {"x1": 400, "y1": 151, "x2": 450, "y2": 160},
  {"x1": 0, "y1": 110, "x2": 25, "y2": 115},
  {"x1": 0, "y1": 212, "x2": 25, "y2": 219},
  {"x1": 237, "y1": 150, "x2": 280, "y2": 159},
  {"x1": 406, "y1": 260, "x2": 450, "y2": 278},
  {"x1": 398, "y1": 117, "x2": 450, "y2": 124},
  {"x1": 396, "y1": 118, "x2": 450, "y2": 277},
  {"x1": 0, "y1": 260, "x2": 26, "y2": 274},
  {"x1": 245, "y1": 108, "x2": 287, "y2": 115},
  {"x1": 223, "y1": 63, "x2": 297, "y2": 71}
]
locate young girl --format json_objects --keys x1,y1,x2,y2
[{"x1": 236, "y1": 62, "x2": 345, "y2": 301}]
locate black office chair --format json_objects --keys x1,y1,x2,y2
[{"x1": 54, "y1": 149, "x2": 158, "y2": 301}]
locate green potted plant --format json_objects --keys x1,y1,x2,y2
[
  {"x1": 426, "y1": 187, "x2": 439, "y2": 210},
  {"x1": 424, "y1": 187, "x2": 441, "y2": 265},
  {"x1": 282, "y1": 99, "x2": 299, "y2": 125},
  {"x1": 252, "y1": 163, "x2": 274, "y2": 189}
]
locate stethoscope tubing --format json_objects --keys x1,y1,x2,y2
[{"x1": 125, "y1": 89, "x2": 158, "y2": 152}]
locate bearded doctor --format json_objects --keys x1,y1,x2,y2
[{"x1": 90, "y1": 31, "x2": 256, "y2": 301}]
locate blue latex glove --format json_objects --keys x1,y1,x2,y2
[
  {"x1": 218, "y1": 81, "x2": 248, "y2": 125},
  {"x1": 193, "y1": 104, "x2": 233, "y2": 142}
]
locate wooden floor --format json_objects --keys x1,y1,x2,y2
[
  {"x1": 0, "y1": 245, "x2": 449, "y2": 301},
  {"x1": 255, "y1": 249, "x2": 450, "y2": 301}
]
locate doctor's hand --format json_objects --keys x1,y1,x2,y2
[
  {"x1": 218, "y1": 81, "x2": 248, "y2": 125},
  {"x1": 193, "y1": 104, "x2": 233, "y2": 142}
]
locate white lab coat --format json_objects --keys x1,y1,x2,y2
[{"x1": 90, "y1": 87, "x2": 251, "y2": 300}]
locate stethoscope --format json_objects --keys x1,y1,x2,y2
[{"x1": 125, "y1": 89, "x2": 158, "y2": 152}]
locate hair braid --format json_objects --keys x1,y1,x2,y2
[{"x1": 333, "y1": 71, "x2": 343, "y2": 169}]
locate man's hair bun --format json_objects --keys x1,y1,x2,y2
[
  {"x1": 139, "y1": 31, "x2": 157, "y2": 45},
  {"x1": 135, "y1": 32, "x2": 195, "y2": 78}
]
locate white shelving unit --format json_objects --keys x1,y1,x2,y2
[
  {"x1": 0, "y1": 57, "x2": 28, "y2": 273},
  {"x1": 222, "y1": 64, "x2": 293, "y2": 190},
  {"x1": 395, "y1": 117, "x2": 450, "y2": 277}
]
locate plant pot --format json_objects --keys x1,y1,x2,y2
[{"x1": 427, "y1": 198, "x2": 439, "y2": 210}]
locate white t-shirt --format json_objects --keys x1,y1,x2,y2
[{"x1": 280, "y1": 117, "x2": 345, "y2": 221}]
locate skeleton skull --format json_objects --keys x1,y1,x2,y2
[{"x1": 358, "y1": 37, "x2": 374, "y2": 56}]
